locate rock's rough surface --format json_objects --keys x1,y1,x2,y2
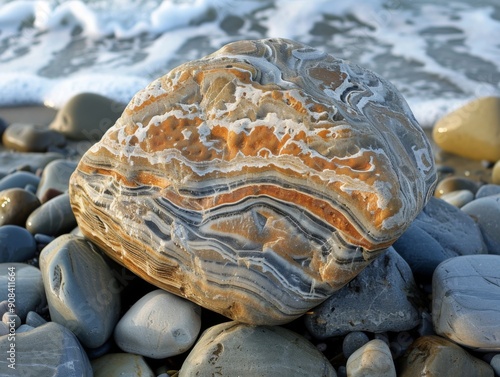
[
  {"x1": 433, "y1": 96, "x2": 500, "y2": 162},
  {"x1": 70, "y1": 38, "x2": 436, "y2": 325},
  {"x1": 346, "y1": 339, "x2": 396, "y2": 377},
  {"x1": 178, "y1": 321, "x2": 337, "y2": 377},
  {"x1": 304, "y1": 248, "x2": 421, "y2": 338},
  {"x1": 39, "y1": 234, "x2": 121, "y2": 348},
  {"x1": 397, "y1": 335, "x2": 494, "y2": 377},
  {"x1": 114, "y1": 289, "x2": 201, "y2": 358},
  {"x1": 0, "y1": 321, "x2": 92, "y2": 376},
  {"x1": 432, "y1": 255, "x2": 500, "y2": 351}
]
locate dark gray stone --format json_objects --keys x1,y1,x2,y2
[
  {"x1": 343, "y1": 331, "x2": 370, "y2": 359},
  {"x1": 304, "y1": 248, "x2": 421, "y2": 338},
  {"x1": 39, "y1": 234, "x2": 121, "y2": 348},
  {"x1": 433, "y1": 255, "x2": 500, "y2": 351},
  {"x1": 461, "y1": 194, "x2": 500, "y2": 254},
  {"x1": 26, "y1": 193, "x2": 77, "y2": 236},
  {"x1": 0, "y1": 171, "x2": 40, "y2": 191},
  {"x1": 0, "y1": 225, "x2": 37, "y2": 262},
  {"x1": 393, "y1": 197, "x2": 487, "y2": 277},
  {"x1": 26, "y1": 310, "x2": 47, "y2": 327},
  {"x1": 0, "y1": 321, "x2": 92, "y2": 376}
]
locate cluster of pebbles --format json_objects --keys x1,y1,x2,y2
[{"x1": 0, "y1": 39, "x2": 499, "y2": 376}]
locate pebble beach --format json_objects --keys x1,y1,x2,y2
[
  {"x1": 0, "y1": 65, "x2": 499, "y2": 377},
  {"x1": 1, "y1": 1, "x2": 500, "y2": 376}
]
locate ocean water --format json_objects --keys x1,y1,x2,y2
[{"x1": 0, "y1": 0, "x2": 499, "y2": 127}]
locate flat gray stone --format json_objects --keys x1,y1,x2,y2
[
  {"x1": 0, "y1": 321, "x2": 92, "y2": 376},
  {"x1": 304, "y1": 248, "x2": 420, "y2": 338},
  {"x1": 0, "y1": 171, "x2": 40, "y2": 191},
  {"x1": 39, "y1": 234, "x2": 121, "y2": 348},
  {"x1": 398, "y1": 335, "x2": 494, "y2": 377},
  {"x1": 393, "y1": 197, "x2": 487, "y2": 277},
  {"x1": 179, "y1": 322, "x2": 337, "y2": 377},
  {"x1": 114, "y1": 289, "x2": 201, "y2": 359},
  {"x1": 461, "y1": 195, "x2": 500, "y2": 254},
  {"x1": 0, "y1": 263, "x2": 46, "y2": 320},
  {"x1": 346, "y1": 339, "x2": 396, "y2": 377},
  {"x1": 433, "y1": 255, "x2": 500, "y2": 351}
]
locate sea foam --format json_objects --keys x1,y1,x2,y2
[{"x1": 0, "y1": 0, "x2": 499, "y2": 128}]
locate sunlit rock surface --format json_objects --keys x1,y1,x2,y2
[{"x1": 70, "y1": 38, "x2": 436, "y2": 325}]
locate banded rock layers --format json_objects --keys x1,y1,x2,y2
[{"x1": 70, "y1": 38, "x2": 436, "y2": 325}]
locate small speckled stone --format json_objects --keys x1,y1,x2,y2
[
  {"x1": 0, "y1": 188, "x2": 40, "y2": 226},
  {"x1": 25, "y1": 310, "x2": 47, "y2": 327},
  {"x1": 36, "y1": 159, "x2": 78, "y2": 202},
  {"x1": 393, "y1": 197, "x2": 487, "y2": 277},
  {"x1": 398, "y1": 335, "x2": 494, "y2": 377},
  {"x1": 0, "y1": 321, "x2": 93, "y2": 376},
  {"x1": 26, "y1": 193, "x2": 77, "y2": 236},
  {"x1": 91, "y1": 353, "x2": 155, "y2": 377},
  {"x1": 179, "y1": 321, "x2": 336, "y2": 376},
  {"x1": 0, "y1": 225, "x2": 37, "y2": 262},
  {"x1": 433, "y1": 96, "x2": 500, "y2": 162},
  {"x1": 39, "y1": 234, "x2": 121, "y2": 348},
  {"x1": 114, "y1": 289, "x2": 201, "y2": 359},
  {"x1": 440, "y1": 189, "x2": 474, "y2": 208},
  {"x1": 346, "y1": 339, "x2": 396, "y2": 377},
  {"x1": 476, "y1": 184, "x2": 500, "y2": 199},
  {"x1": 0, "y1": 263, "x2": 46, "y2": 320},
  {"x1": 50, "y1": 92, "x2": 125, "y2": 141},
  {"x1": 461, "y1": 195, "x2": 500, "y2": 254},
  {"x1": 343, "y1": 331, "x2": 370, "y2": 359},
  {"x1": 434, "y1": 176, "x2": 479, "y2": 198},
  {"x1": 0, "y1": 151, "x2": 64, "y2": 178},
  {"x1": 491, "y1": 354, "x2": 500, "y2": 375},
  {"x1": 304, "y1": 248, "x2": 420, "y2": 338},
  {"x1": 433, "y1": 255, "x2": 500, "y2": 351},
  {"x1": 2, "y1": 122, "x2": 66, "y2": 152},
  {"x1": 0, "y1": 171, "x2": 40, "y2": 191}
]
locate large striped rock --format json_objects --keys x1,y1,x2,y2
[{"x1": 69, "y1": 38, "x2": 436, "y2": 325}]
